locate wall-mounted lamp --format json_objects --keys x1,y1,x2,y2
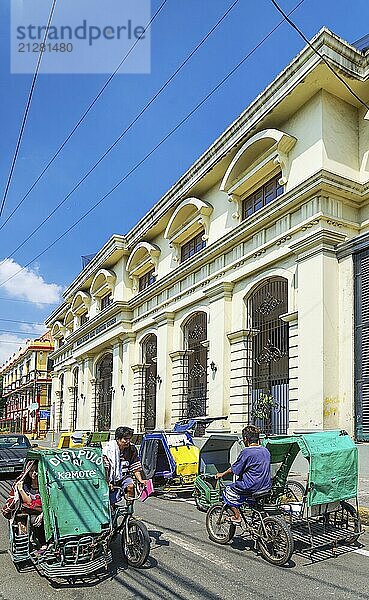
[
  {"x1": 156, "y1": 375, "x2": 162, "y2": 386},
  {"x1": 210, "y1": 361, "x2": 217, "y2": 373},
  {"x1": 120, "y1": 384, "x2": 126, "y2": 395}
]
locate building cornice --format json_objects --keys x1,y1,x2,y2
[
  {"x1": 64, "y1": 235, "x2": 127, "y2": 301},
  {"x1": 125, "y1": 29, "x2": 368, "y2": 248},
  {"x1": 128, "y1": 169, "x2": 366, "y2": 316},
  {"x1": 48, "y1": 301, "x2": 132, "y2": 360},
  {"x1": 336, "y1": 230, "x2": 369, "y2": 259}
]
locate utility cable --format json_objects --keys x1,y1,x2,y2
[
  {"x1": 0, "y1": 0, "x2": 58, "y2": 219},
  {"x1": 0, "y1": 0, "x2": 305, "y2": 291},
  {"x1": 0, "y1": 318, "x2": 44, "y2": 325},
  {"x1": 4, "y1": 0, "x2": 241, "y2": 259},
  {"x1": 0, "y1": 0, "x2": 168, "y2": 230},
  {"x1": 271, "y1": 0, "x2": 369, "y2": 111},
  {"x1": 0, "y1": 296, "x2": 57, "y2": 305},
  {"x1": 0, "y1": 329, "x2": 44, "y2": 335}
]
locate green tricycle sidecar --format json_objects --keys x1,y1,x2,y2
[
  {"x1": 193, "y1": 434, "x2": 241, "y2": 511},
  {"x1": 8, "y1": 446, "x2": 112, "y2": 578}
]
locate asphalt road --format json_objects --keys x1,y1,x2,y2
[{"x1": 0, "y1": 476, "x2": 368, "y2": 600}]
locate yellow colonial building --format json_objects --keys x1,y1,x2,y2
[
  {"x1": 46, "y1": 29, "x2": 369, "y2": 440},
  {"x1": 0, "y1": 333, "x2": 54, "y2": 435}
]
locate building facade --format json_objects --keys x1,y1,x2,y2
[
  {"x1": 46, "y1": 29, "x2": 369, "y2": 440},
  {"x1": 0, "y1": 333, "x2": 54, "y2": 435}
]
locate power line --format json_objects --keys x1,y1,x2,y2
[
  {"x1": 0, "y1": 0, "x2": 305, "y2": 291},
  {"x1": 0, "y1": 0, "x2": 58, "y2": 219},
  {"x1": 0, "y1": 296, "x2": 57, "y2": 305},
  {"x1": 0, "y1": 340, "x2": 33, "y2": 346},
  {"x1": 5, "y1": 0, "x2": 241, "y2": 259},
  {"x1": 270, "y1": 0, "x2": 369, "y2": 111},
  {"x1": 0, "y1": 318, "x2": 44, "y2": 325},
  {"x1": 0, "y1": 329, "x2": 42, "y2": 335},
  {"x1": 0, "y1": 0, "x2": 168, "y2": 231}
]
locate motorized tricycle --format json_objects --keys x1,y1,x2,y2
[
  {"x1": 140, "y1": 416, "x2": 227, "y2": 494},
  {"x1": 6, "y1": 446, "x2": 150, "y2": 580}
]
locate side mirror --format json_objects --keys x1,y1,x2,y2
[{"x1": 32, "y1": 443, "x2": 39, "y2": 448}]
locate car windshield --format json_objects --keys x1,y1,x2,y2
[{"x1": 0, "y1": 436, "x2": 30, "y2": 449}]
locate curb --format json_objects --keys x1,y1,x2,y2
[{"x1": 359, "y1": 506, "x2": 369, "y2": 526}]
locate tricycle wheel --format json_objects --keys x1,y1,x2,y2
[
  {"x1": 194, "y1": 494, "x2": 208, "y2": 513},
  {"x1": 284, "y1": 480, "x2": 305, "y2": 502},
  {"x1": 122, "y1": 519, "x2": 150, "y2": 568},
  {"x1": 340, "y1": 501, "x2": 361, "y2": 545},
  {"x1": 206, "y1": 503, "x2": 236, "y2": 544},
  {"x1": 258, "y1": 515, "x2": 294, "y2": 566}
]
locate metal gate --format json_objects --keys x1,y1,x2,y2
[
  {"x1": 142, "y1": 334, "x2": 157, "y2": 431},
  {"x1": 248, "y1": 278, "x2": 289, "y2": 434},
  {"x1": 354, "y1": 250, "x2": 369, "y2": 441},
  {"x1": 95, "y1": 354, "x2": 113, "y2": 431},
  {"x1": 183, "y1": 312, "x2": 208, "y2": 419}
]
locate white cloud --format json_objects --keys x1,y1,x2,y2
[
  {"x1": 0, "y1": 334, "x2": 30, "y2": 367},
  {"x1": 0, "y1": 258, "x2": 63, "y2": 306}
]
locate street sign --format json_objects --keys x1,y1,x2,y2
[
  {"x1": 40, "y1": 410, "x2": 50, "y2": 419},
  {"x1": 29, "y1": 403, "x2": 39, "y2": 411}
]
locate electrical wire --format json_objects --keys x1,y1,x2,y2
[
  {"x1": 0, "y1": 339, "x2": 32, "y2": 345},
  {"x1": 270, "y1": 0, "x2": 369, "y2": 111},
  {"x1": 0, "y1": 329, "x2": 44, "y2": 335},
  {"x1": 0, "y1": 0, "x2": 168, "y2": 231},
  {"x1": 0, "y1": 0, "x2": 58, "y2": 219},
  {"x1": 4, "y1": 0, "x2": 241, "y2": 259},
  {"x1": 0, "y1": 0, "x2": 305, "y2": 291},
  {"x1": 0, "y1": 296, "x2": 57, "y2": 305},
  {"x1": 0, "y1": 318, "x2": 44, "y2": 325}
]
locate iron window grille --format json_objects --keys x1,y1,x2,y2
[
  {"x1": 247, "y1": 278, "x2": 289, "y2": 435},
  {"x1": 139, "y1": 269, "x2": 156, "y2": 292},
  {"x1": 242, "y1": 174, "x2": 284, "y2": 220},
  {"x1": 180, "y1": 230, "x2": 206, "y2": 263}
]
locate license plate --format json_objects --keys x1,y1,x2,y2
[{"x1": 0, "y1": 466, "x2": 14, "y2": 472}]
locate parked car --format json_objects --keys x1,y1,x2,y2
[{"x1": 0, "y1": 434, "x2": 33, "y2": 474}]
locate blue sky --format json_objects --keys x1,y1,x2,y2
[{"x1": 0, "y1": 0, "x2": 368, "y2": 363}]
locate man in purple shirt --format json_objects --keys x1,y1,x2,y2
[{"x1": 215, "y1": 425, "x2": 271, "y2": 523}]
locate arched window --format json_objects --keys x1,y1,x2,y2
[
  {"x1": 91, "y1": 269, "x2": 116, "y2": 311},
  {"x1": 183, "y1": 312, "x2": 208, "y2": 418},
  {"x1": 247, "y1": 278, "x2": 289, "y2": 434},
  {"x1": 220, "y1": 129, "x2": 296, "y2": 220},
  {"x1": 95, "y1": 354, "x2": 113, "y2": 431},
  {"x1": 126, "y1": 242, "x2": 160, "y2": 292},
  {"x1": 164, "y1": 198, "x2": 213, "y2": 263},
  {"x1": 141, "y1": 334, "x2": 157, "y2": 430}
]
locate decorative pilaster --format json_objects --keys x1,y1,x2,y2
[
  {"x1": 154, "y1": 312, "x2": 175, "y2": 429},
  {"x1": 131, "y1": 363, "x2": 145, "y2": 433},
  {"x1": 121, "y1": 333, "x2": 136, "y2": 428},
  {"x1": 280, "y1": 312, "x2": 298, "y2": 432},
  {"x1": 227, "y1": 329, "x2": 258, "y2": 432},
  {"x1": 111, "y1": 341, "x2": 124, "y2": 427},
  {"x1": 204, "y1": 283, "x2": 234, "y2": 431},
  {"x1": 169, "y1": 350, "x2": 187, "y2": 426}
]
